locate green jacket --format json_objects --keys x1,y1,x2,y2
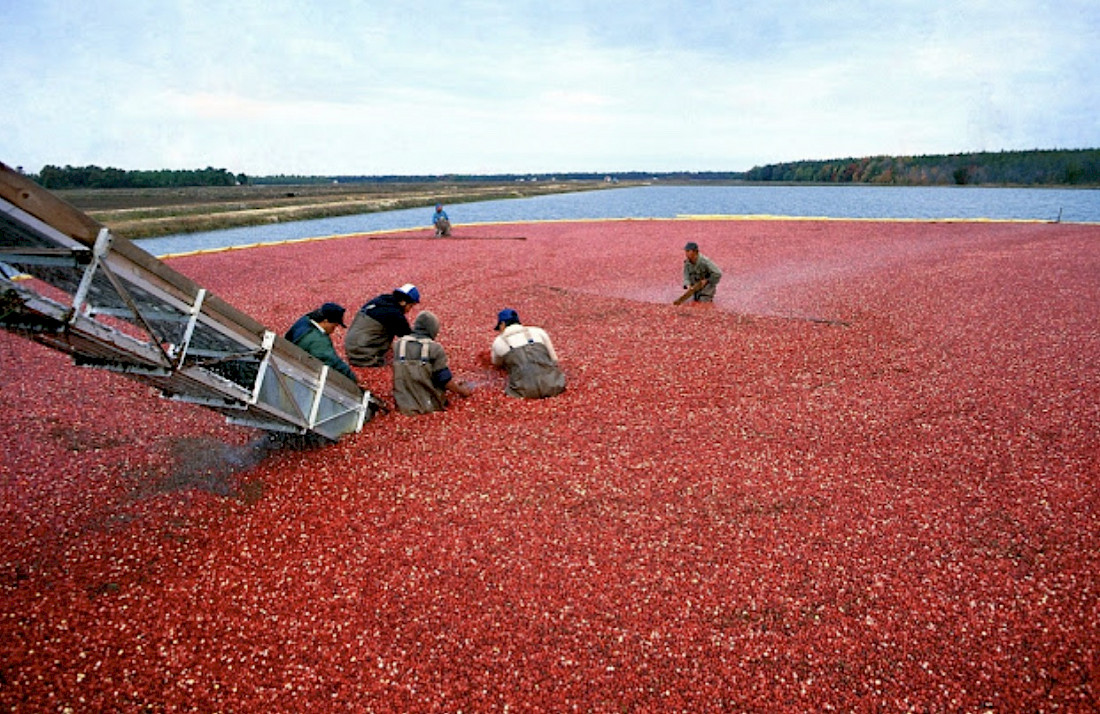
[{"x1": 293, "y1": 324, "x2": 357, "y2": 382}]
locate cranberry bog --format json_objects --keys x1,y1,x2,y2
[{"x1": 2, "y1": 218, "x2": 1098, "y2": 711}]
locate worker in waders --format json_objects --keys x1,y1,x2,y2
[
  {"x1": 682, "y1": 241, "x2": 722, "y2": 303},
  {"x1": 345, "y1": 283, "x2": 420, "y2": 367},
  {"x1": 433, "y1": 204, "x2": 452, "y2": 237},
  {"x1": 392, "y1": 311, "x2": 471, "y2": 415},
  {"x1": 490, "y1": 308, "x2": 565, "y2": 399}
]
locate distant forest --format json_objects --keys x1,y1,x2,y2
[
  {"x1": 23, "y1": 148, "x2": 1100, "y2": 189},
  {"x1": 33, "y1": 165, "x2": 245, "y2": 190},
  {"x1": 742, "y1": 148, "x2": 1100, "y2": 186}
]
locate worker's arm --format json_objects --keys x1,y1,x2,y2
[
  {"x1": 704, "y1": 257, "x2": 722, "y2": 284},
  {"x1": 446, "y1": 378, "x2": 472, "y2": 397},
  {"x1": 490, "y1": 335, "x2": 508, "y2": 366},
  {"x1": 430, "y1": 351, "x2": 472, "y2": 398}
]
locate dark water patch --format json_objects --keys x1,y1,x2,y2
[
  {"x1": 129, "y1": 433, "x2": 326, "y2": 503},
  {"x1": 155, "y1": 436, "x2": 271, "y2": 498}
]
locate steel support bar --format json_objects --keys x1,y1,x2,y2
[{"x1": 173, "y1": 287, "x2": 207, "y2": 366}]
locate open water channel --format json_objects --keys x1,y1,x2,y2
[{"x1": 137, "y1": 184, "x2": 1100, "y2": 256}]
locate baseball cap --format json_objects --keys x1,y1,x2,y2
[
  {"x1": 320, "y1": 302, "x2": 347, "y2": 327},
  {"x1": 684, "y1": 241, "x2": 699, "y2": 251},
  {"x1": 395, "y1": 283, "x2": 421, "y2": 303},
  {"x1": 494, "y1": 308, "x2": 519, "y2": 330}
]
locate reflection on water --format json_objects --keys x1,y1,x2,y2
[{"x1": 138, "y1": 184, "x2": 1099, "y2": 256}]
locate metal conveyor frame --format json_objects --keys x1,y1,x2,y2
[{"x1": 0, "y1": 162, "x2": 373, "y2": 440}]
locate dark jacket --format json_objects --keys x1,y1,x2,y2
[{"x1": 345, "y1": 293, "x2": 413, "y2": 367}]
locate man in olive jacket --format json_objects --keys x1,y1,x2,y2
[
  {"x1": 285, "y1": 302, "x2": 357, "y2": 382},
  {"x1": 682, "y1": 241, "x2": 723, "y2": 303}
]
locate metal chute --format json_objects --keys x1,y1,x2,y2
[{"x1": 0, "y1": 162, "x2": 372, "y2": 440}]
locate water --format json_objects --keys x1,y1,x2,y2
[{"x1": 137, "y1": 184, "x2": 1100, "y2": 256}]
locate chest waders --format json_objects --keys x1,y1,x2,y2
[
  {"x1": 393, "y1": 336, "x2": 445, "y2": 414},
  {"x1": 501, "y1": 327, "x2": 566, "y2": 399},
  {"x1": 346, "y1": 311, "x2": 390, "y2": 367}
]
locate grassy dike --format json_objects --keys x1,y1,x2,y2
[{"x1": 58, "y1": 180, "x2": 642, "y2": 240}]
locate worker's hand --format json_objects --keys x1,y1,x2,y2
[{"x1": 448, "y1": 380, "x2": 473, "y2": 398}]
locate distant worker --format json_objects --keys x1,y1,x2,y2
[
  {"x1": 392, "y1": 311, "x2": 472, "y2": 415},
  {"x1": 681, "y1": 241, "x2": 722, "y2": 303},
  {"x1": 345, "y1": 284, "x2": 420, "y2": 367},
  {"x1": 490, "y1": 308, "x2": 566, "y2": 399},
  {"x1": 433, "y1": 203, "x2": 452, "y2": 237},
  {"x1": 284, "y1": 302, "x2": 357, "y2": 382}
]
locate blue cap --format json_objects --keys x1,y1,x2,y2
[
  {"x1": 395, "y1": 283, "x2": 420, "y2": 303},
  {"x1": 494, "y1": 308, "x2": 519, "y2": 330},
  {"x1": 684, "y1": 241, "x2": 699, "y2": 251}
]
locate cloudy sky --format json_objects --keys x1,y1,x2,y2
[{"x1": 2, "y1": 0, "x2": 1097, "y2": 176}]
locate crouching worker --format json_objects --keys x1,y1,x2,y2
[
  {"x1": 285, "y1": 302, "x2": 358, "y2": 383},
  {"x1": 393, "y1": 311, "x2": 472, "y2": 415},
  {"x1": 345, "y1": 283, "x2": 420, "y2": 367},
  {"x1": 490, "y1": 308, "x2": 565, "y2": 399},
  {"x1": 433, "y1": 204, "x2": 452, "y2": 237}
]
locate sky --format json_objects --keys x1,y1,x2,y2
[{"x1": 2, "y1": 0, "x2": 1098, "y2": 176}]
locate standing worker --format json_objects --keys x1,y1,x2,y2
[
  {"x1": 392, "y1": 311, "x2": 472, "y2": 415},
  {"x1": 490, "y1": 308, "x2": 565, "y2": 399},
  {"x1": 285, "y1": 302, "x2": 358, "y2": 383},
  {"x1": 433, "y1": 203, "x2": 452, "y2": 237},
  {"x1": 345, "y1": 284, "x2": 420, "y2": 367},
  {"x1": 681, "y1": 241, "x2": 722, "y2": 303}
]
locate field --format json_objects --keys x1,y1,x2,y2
[
  {"x1": 56, "y1": 179, "x2": 630, "y2": 240},
  {"x1": 1, "y1": 217, "x2": 1098, "y2": 711}
]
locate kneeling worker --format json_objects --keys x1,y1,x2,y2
[
  {"x1": 392, "y1": 311, "x2": 472, "y2": 415},
  {"x1": 345, "y1": 284, "x2": 420, "y2": 367},
  {"x1": 433, "y1": 204, "x2": 452, "y2": 237},
  {"x1": 490, "y1": 308, "x2": 565, "y2": 399},
  {"x1": 285, "y1": 302, "x2": 358, "y2": 383}
]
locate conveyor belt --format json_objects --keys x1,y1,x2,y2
[{"x1": 0, "y1": 162, "x2": 373, "y2": 440}]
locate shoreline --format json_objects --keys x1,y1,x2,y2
[
  {"x1": 145, "y1": 213, "x2": 1090, "y2": 261},
  {"x1": 58, "y1": 180, "x2": 644, "y2": 240},
  {"x1": 58, "y1": 179, "x2": 1099, "y2": 241}
]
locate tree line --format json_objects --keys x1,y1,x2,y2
[
  {"x1": 33, "y1": 165, "x2": 247, "y2": 190},
  {"x1": 743, "y1": 149, "x2": 1100, "y2": 186},
  {"x1": 23, "y1": 148, "x2": 1099, "y2": 188}
]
